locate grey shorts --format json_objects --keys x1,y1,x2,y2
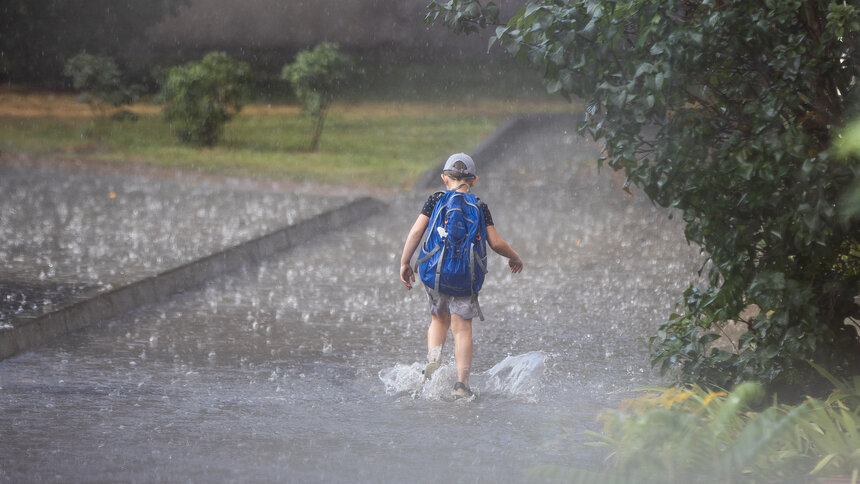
[{"x1": 426, "y1": 289, "x2": 482, "y2": 320}]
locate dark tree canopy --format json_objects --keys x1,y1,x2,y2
[
  {"x1": 0, "y1": 0, "x2": 189, "y2": 83},
  {"x1": 428, "y1": 0, "x2": 860, "y2": 391}
]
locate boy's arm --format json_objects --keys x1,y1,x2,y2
[
  {"x1": 399, "y1": 214, "x2": 430, "y2": 290},
  {"x1": 486, "y1": 225, "x2": 524, "y2": 273}
]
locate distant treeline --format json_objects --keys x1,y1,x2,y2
[{"x1": 0, "y1": 0, "x2": 501, "y2": 87}]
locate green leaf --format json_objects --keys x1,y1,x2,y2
[{"x1": 810, "y1": 453, "x2": 838, "y2": 475}]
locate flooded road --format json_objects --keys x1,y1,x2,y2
[{"x1": 0, "y1": 116, "x2": 702, "y2": 482}]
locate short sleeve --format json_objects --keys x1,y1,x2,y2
[
  {"x1": 421, "y1": 192, "x2": 444, "y2": 217},
  {"x1": 479, "y1": 201, "x2": 494, "y2": 226},
  {"x1": 422, "y1": 192, "x2": 493, "y2": 226}
]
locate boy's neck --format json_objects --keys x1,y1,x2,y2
[{"x1": 445, "y1": 180, "x2": 473, "y2": 192}]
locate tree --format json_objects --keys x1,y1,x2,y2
[
  {"x1": 1, "y1": 0, "x2": 189, "y2": 83},
  {"x1": 63, "y1": 52, "x2": 141, "y2": 119},
  {"x1": 159, "y1": 52, "x2": 251, "y2": 147},
  {"x1": 281, "y1": 43, "x2": 357, "y2": 152},
  {"x1": 427, "y1": 0, "x2": 860, "y2": 391}
]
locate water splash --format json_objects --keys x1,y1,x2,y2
[
  {"x1": 479, "y1": 351, "x2": 548, "y2": 402},
  {"x1": 378, "y1": 352, "x2": 549, "y2": 402},
  {"x1": 378, "y1": 360, "x2": 462, "y2": 400},
  {"x1": 378, "y1": 362, "x2": 423, "y2": 396}
]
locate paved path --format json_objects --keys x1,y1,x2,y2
[
  {"x1": 0, "y1": 156, "x2": 385, "y2": 360},
  {"x1": 0, "y1": 157, "x2": 363, "y2": 318},
  {"x1": 0, "y1": 115, "x2": 703, "y2": 482}
]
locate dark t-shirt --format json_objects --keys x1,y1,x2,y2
[{"x1": 421, "y1": 191, "x2": 494, "y2": 226}]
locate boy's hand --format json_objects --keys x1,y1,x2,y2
[
  {"x1": 400, "y1": 263, "x2": 415, "y2": 290},
  {"x1": 508, "y1": 257, "x2": 523, "y2": 274}
]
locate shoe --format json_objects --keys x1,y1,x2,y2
[
  {"x1": 451, "y1": 381, "x2": 473, "y2": 398},
  {"x1": 421, "y1": 361, "x2": 440, "y2": 384}
]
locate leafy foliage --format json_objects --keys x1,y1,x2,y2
[
  {"x1": 532, "y1": 376, "x2": 860, "y2": 483},
  {"x1": 425, "y1": 0, "x2": 500, "y2": 35},
  {"x1": 588, "y1": 383, "x2": 810, "y2": 483},
  {"x1": 837, "y1": 120, "x2": 860, "y2": 227},
  {"x1": 159, "y1": 52, "x2": 251, "y2": 147},
  {"x1": 801, "y1": 364, "x2": 860, "y2": 479},
  {"x1": 281, "y1": 43, "x2": 358, "y2": 151},
  {"x1": 63, "y1": 52, "x2": 141, "y2": 118},
  {"x1": 427, "y1": 0, "x2": 860, "y2": 390}
]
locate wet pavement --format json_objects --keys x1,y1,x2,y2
[
  {"x1": 0, "y1": 115, "x2": 703, "y2": 482},
  {"x1": 0, "y1": 157, "x2": 357, "y2": 325}
]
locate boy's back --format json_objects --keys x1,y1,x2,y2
[{"x1": 399, "y1": 153, "x2": 523, "y2": 399}]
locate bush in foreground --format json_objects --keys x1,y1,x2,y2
[{"x1": 532, "y1": 368, "x2": 860, "y2": 483}]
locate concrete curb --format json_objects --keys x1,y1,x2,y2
[
  {"x1": 415, "y1": 116, "x2": 529, "y2": 190},
  {"x1": 0, "y1": 196, "x2": 387, "y2": 361},
  {"x1": 414, "y1": 113, "x2": 584, "y2": 189}
]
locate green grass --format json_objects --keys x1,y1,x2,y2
[
  {"x1": 0, "y1": 97, "x2": 578, "y2": 188},
  {"x1": 0, "y1": 107, "x2": 507, "y2": 188},
  {"x1": 1, "y1": 58, "x2": 578, "y2": 188}
]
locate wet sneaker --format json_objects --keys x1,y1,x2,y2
[
  {"x1": 420, "y1": 361, "x2": 440, "y2": 384},
  {"x1": 451, "y1": 382, "x2": 473, "y2": 398}
]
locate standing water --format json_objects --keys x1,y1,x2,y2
[
  {"x1": 0, "y1": 116, "x2": 702, "y2": 482},
  {"x1": 0, "y1": 158, "x2": 353, "y2": 325}
]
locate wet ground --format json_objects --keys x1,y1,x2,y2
[
  {"x1": 0, "y1": 115, "x2": 702, "y2": 482},
  {"x1": 0, "y1": 157, "x2": 357, "y2": 324}
]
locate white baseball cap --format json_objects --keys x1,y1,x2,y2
[{"x1": 443, "y1": 153, "x2": 477, "y2": 178}]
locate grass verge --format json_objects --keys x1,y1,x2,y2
[{"x1": 0, "y1": 85, "x2": 579, "y2": 188}]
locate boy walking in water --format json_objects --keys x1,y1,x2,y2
[{"x1": 399, "y1": 153, "x2": 523, "y2": 398}]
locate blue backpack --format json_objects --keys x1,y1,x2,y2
[{"x1": 417, "y1": 189, "x2": 488, "y2": 300}]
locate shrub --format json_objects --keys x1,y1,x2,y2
[
  {"x1": 531, "y1": 374, "x2": 860, "y2": 483},
  {"x1": 63, "y1": 52, "x2": 140, "y2": 117},
  {"x1": 281, "y1": 43, "x2": 357, "y2": 151},
  {"x1": 160, "y1": 51, "x2": 251, "y2": 146}
]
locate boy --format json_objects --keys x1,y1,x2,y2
[{"x1": 399, "y1": 153, "x2": 523, "y2": 398}]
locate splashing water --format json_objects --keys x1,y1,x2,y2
[
  {"x1": 378, "y1": 351, "x2": 548, "y2": 403},
  {"x1": 481, "y1": 351, "x2": 548, "y2": 401},
  {"x1": 378, "y1": 362, "x2": 424, "y2": 396}
]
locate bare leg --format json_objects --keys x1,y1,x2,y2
[
  {"x1": 451, "y1": 314, "x2": 473, "y2": 387},
  {"x1": 427, "y1": 313, "x2": 450, "y2": 362}
]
